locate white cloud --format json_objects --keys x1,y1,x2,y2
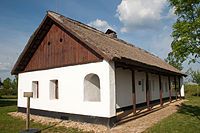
[
  {"x1": 152, "y1": 35, "x2": 172, "y2": 59},
  {"x1": 116, "y1": 0, "x2": 168, "y2": 32},
  {"x1": 0, "y1": 62, "x2": 12, "y2": 71},
  {"x1": 88, "y1": 19, "x2": 114, "y2": 32}
]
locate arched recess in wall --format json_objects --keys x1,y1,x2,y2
[{"x1": 84, "y1": 73, "x2": 101, "y2": 102}]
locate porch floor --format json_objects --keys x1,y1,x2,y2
[
  {"x1": 111, "y1": 99, "x2": 185, "y2": 133},
  {"x1": 116, "y1": 98, "x2": 175, "y2": 123}
]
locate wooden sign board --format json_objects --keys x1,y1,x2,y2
[{"x1": 24, "y1": 92, "x2": 33, "y2": 97}]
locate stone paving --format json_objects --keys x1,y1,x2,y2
[{"x1": 110, "y1": 100, "x2": 184, "y2": 133}]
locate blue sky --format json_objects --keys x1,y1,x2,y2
[{"x1": 0, "y1": 0, "x2": 199, "y2": 80}]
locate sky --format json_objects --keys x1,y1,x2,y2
[{"x1": 0, "y1": 0, "x2": 199, "y2": 80}]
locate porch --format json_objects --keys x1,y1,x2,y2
[{"x1": 114, "y1": 61, "x2": 184, "y2": 123}]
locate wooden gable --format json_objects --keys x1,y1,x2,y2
[{"x1": 24, "y1": 24, "x2": 102, "y2": 72}]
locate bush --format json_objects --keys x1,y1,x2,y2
[
  {"x1": 0, "y1": 95, "x2": 17, "y2": 99},
  {"x1": 185, "y1": 84, "x2": 200, "y2": 98},
  {"x1": 0, "y1": 89, "x2": 17, "y2": 98}
]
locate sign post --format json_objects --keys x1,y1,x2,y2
[
  {"x1": 20, "y1": 92, "x2": 40, "y2": 133},
  {"x1": 24, "y1": 92, "x2": 33, "y2": 130}
]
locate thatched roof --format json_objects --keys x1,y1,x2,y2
[{"x1": 11, "y1": 11, "x2": 185, "y2": 76}]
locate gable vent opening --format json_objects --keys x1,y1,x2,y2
[{"x1": 60, "y1": 38, "x2": 63, "y2": 42}]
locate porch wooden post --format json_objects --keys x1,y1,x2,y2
[
  {"x1": 146, "y1": 72, "x2": 150, "y2": 110},
  {"x1": 174, "y1": 76, "x2": 177, "y2": 100},
  {"x1": 132, "y1": 70, "x2": 136, "y2": 114},
  {"x1": 178, "y1": 76, "x2": 181, "y2": 99},
  {"x1": 168, "y1": 76, "x2": 172, "y2": 103},
  {"x1": 159, "y1": 75, "x2": 163, "y2": 106}
]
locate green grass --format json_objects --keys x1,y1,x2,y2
[
  {"x1": 0, "y1": 99, "x2": 87, "y2": 133},
  {"x1": 1, "y1": 85, "x2": 200, "y2": 133},
  {"x1": 145, "y1": 85, "x2": 200, "y2": 133}
]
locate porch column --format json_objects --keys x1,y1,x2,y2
[
  {"x1": 178, "y1": 76, "x2": 181, "y2": 99},
  {"x1": 159, "y1": 75, "x2": 163, "y2": 106},
  {"x1": 146, "y1": 72, "x2": 150, "y2": 110},
  {"x1": 174, "y1": 76, "x2": 177, "y2": 100},
  {"x1": 132, "y1": 70, "x2": 136, "y2": 114},
  {"x1": 168, "y1": 76, "x2": 172, "y2": 103}
]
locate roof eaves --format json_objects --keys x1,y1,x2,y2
[{"x1": 11, "y1": 14, "x2": 51, "y2": 75}]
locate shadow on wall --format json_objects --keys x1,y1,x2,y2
[{"x1": 177, "y1": 103, "x2": 200, "y2": 120}]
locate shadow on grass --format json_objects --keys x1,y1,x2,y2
[
  {"x1": 40, "y1": 120, "x2": 63, "y2": 132},
  {"x1": 0, "y1": 99, "x2": 17, "y2": 107},
  {"x1": 177, "y1": 103, "x2": 200, "y2": 120},
  {"x1": 192, "y1": 94, "x2": 200, "y2": 97}
]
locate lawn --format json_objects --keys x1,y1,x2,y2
[
  {"x1": 0, "y1": 99, "x2": 86, "y2": 133},
  {"x1": 145, "y1": 85, "x2": 200, "y2": 133}
]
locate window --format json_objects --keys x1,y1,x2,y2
[
  {"x1": 32, "y1": 81, "x2": 39, "y2": 98},
  {"x1": 50, "y1": 80, "x2": 59, "y2": 99},
  {"x1": 84, "y1": 74, "x2": 100, "y2": 102}
]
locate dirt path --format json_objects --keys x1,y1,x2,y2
[
  {"x1": 110, "y1": 100, "x2": 184, "y2": 133},
  {"x1": 9, "y1": 100, "x2": 184, "y2": 133}
]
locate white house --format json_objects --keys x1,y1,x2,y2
[{"x1": 11, "y1": 11, "x2": 186, "y2": 127}]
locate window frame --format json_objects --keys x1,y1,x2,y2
[
  {"x1": 83, "y1": 73, "x2": 101, "y2": 102},
  {"x1": 49, "y1": 79, "x2": 59, "y2": 100},
  {"x1": 32, "y1": 81, "x2": 39, "y2": 98}
]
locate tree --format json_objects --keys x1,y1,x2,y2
[
  {"x1": 3, "y1": 78, "x2": 12, "y2": 89},
  {"x1": 168, "y1": 0, "x2": 200, "y2": 64},
  {"x1": 11, "y1": 76, "x2": 18, "y2": 90},
  {"x1": 191, "y1": 69, "x2": 200, "y2": 96},
  {"x1": 165, "y1": 52, "x2": 183, "y2": 70},
  {"x1": 0, "y1": 77, "x2": 18, "y2": 97},
  {"x1": 187, "y1": 68, "x2": 200, "y2": 96},
  {"x1": 191, "y1": 69, "x2": 200, "y2": 85}
]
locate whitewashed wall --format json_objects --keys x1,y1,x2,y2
[
  {"x1": 115, "y1": 69, "x2": 147, "y2": 108},
  {"x1": 115, "y1": 68, "x2": 132, "y2": 108},
  {"x1": 161, "y1": 76, "x2": 169, "y2": 98},
  {"x1": 18, "y1": 60, "x2": 116, "y2": 118},
  {"x1": 170, "y1": 76, "x2": 177, "y2": 96},
  {"x1": 135, "y1": 71, "x2": 147, "y2": 104},
  {"x1": 180, "y1": 77, "x2": 185, "y2": 97},
  {"x1": 148, "y1": 74, "x2": 159, "y2": 101}
]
